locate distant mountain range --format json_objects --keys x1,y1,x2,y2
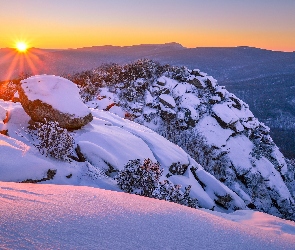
[{"x1": 0, "y1": 43, "x2": 294, "y2": 158}]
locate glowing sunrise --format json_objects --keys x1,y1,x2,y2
[{"x1": 0, "y1": 0, "x2": 295, "y2": 51}]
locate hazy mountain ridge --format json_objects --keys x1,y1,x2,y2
[
  {"x1": 1, "y1": 44, "x2": 294, "y2": 80},
  {"x1": 1, "y1": 43, "x2": 294, "y2": 157}
]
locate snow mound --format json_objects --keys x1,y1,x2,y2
[
  {"x1": 21, "y1": 75, "x2": 89, "y2": 117},
  {"x1": 0, "y1": 182, "x2": 294, "y2": 250},
  {"x1": 0, "y1": 134, "x2": 56, "y2": 182},
  {"x1": 19, "y1": 75, "x2": 93, "y2": 129}
]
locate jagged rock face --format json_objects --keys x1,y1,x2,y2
[
  {"x1": 19, "y1": 75, "x2": 92, "y2": 129},
  {"x1": 80, "y1": 60, "x2": 295, "y2": 221}
]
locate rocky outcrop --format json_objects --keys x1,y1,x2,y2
[
  {"x1": 85, "y1": 60, "x2": 295, "y2": 221},
  {"x1": 19, "y1": 75, "x2": 92, "y2": 129},
  {"x1": 21, "y1": 169, "x2": 57, "y2": 183}
]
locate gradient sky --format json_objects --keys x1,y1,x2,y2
[{"x1": 0, "y1": 0, "x2": 295, "y2": 51}]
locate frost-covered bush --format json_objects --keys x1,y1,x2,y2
[
  {"x1": 285, "y1": 158, "x2": 295, "y2": 198},
  {"x1": 116, "y1": 158, "x2": 162, "y2": 197},
  {"x1": 153, "y1": 180, "x2": 198, "y2": 208},
  {"x1": 0, "y1": 74, "x2": 31, "y2": 101},
  {"x1": 0, "y1": 81, "x2": 18, "y2": 101},
  {"x1": 116, "y1": 159, "x2": 197, "y2": 208},
  {"x1": 67, "y1": 70, "x2": 102, "y2": 103},
  {"x1": 28, "y1": 120, "x2": 74, "y2": 161}
]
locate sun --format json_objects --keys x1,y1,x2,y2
[{"x1": 15, "y1": 41, "x2": 28, "y2": 53}]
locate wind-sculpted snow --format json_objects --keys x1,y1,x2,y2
[
  {"x1": 0, "y1": 182, "x2": 295, "y2": 249},
  {"x1": 82, "y1": 60, "x2": 295, "y2": 220},
  {"x1": 0, "y1": 135, "x2": 58, "y2": 182}
]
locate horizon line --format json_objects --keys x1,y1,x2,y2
[{"x1": 1, "y1": 43, "x2": 294, "y2": 53}]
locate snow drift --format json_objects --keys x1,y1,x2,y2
[{"x1": 0, "y1": 182, "x2": 295, "y2": 250}]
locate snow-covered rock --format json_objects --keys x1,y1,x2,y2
[
  {"x1": 156, "y1": 76, "x2": 166, "y2": 86},
  {"x1": 1, "y1": 59, "x2": 295, "y2": 222},
  {"x1": 159, "y1": 94, "x2": 176, "y2": 108},
  {"x1": 19, "y1": 75, "x2": 93, "y2": 129},
  {"x1": 212, "y1": 102, "x2": 239, "y2": 125}
]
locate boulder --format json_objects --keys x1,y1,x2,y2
[
  {"x1": 159, "y1": 94, "x2": 176, "y2": 109},
  {"x1": 19, "y1": 75, "x2": 92, "y2": 129},
  {"x1": 156, "y1": 77, "x2": 166, "y2": 86},
  {"x1": 191, "y1": 69, "x2": 203, "y2": 77},
  {"x1": 187, "y1": 76, "x2": 204, "y2": 88}
]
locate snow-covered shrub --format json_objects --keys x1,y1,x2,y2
[
  {"x1": 117, "y1": 159, "x2": 197, "y2": 208},
  {"x1": 0, "y1": 74, "x2": 31, "y2": 101},
  {"x1": 153, "y1": 180, "x2": 198, "y2": 208},
  {"x1": 181, "y1": 185, "x2": 198, "y2": 208},
  {"x1": 116, "y1": 158, "x2": 162, "y2": 197},
  {"x1": 169, "y1": 162, "x2": 188, "y2": 175},
  {"x1": 79, "y1": 79, "x2": 99, "y2": 103},
  {"x1": 0, "y1": 81, "x2": 18, "y2": 101},
  {"x1": 28, "y1": 120, "x2": 74, "y2": 161},
  {"x1": 285, "y1": 158, "x2": 295, "y2": 198},
  {"x1": 67, "y1": 70, "x2": 102, "y2": 103},
  {"x1": 153, "y1": 179, "x2": 182, "y2": 202}
]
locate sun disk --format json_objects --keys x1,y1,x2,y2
[{"x1": 16, "y1": 42, "x2": 28, "y2": 53}]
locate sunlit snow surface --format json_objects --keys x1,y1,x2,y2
[{"x1": 0, "y1": 182, "x2": 295, "y2": 250}]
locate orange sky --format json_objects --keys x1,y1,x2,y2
[{"x1": 0, "y1": 0, "x2": 295, "y2": 52}]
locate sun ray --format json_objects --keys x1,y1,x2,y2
[
  {"x1": 2, "y1": 39, "x2": 49, "y2": 81},
  {"x1": 5, "y1": 53, "x2": 19, "y2": 81},
  {"x1": 18, "y1": 53, "x2": 25, "y2": 75},
  {"x1": 1, "y1": 50, "x2": 17, "y2": 64},
  {"x1": 24, "y1": 52, "x2": 38, "y2": 75}
]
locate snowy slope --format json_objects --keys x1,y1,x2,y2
[
  {"x1": 0, "y1": 182, "x2": 295, "y2": 250},
  {"x1": 0, "y1": 96, "x2": 245, "y2": 212},
  {"x1": 80, "y1": 60, "x2": 295, "y2": 221}
]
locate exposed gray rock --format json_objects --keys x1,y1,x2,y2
[
  {"x1": 159, "y1": 94, "x2": 176, "y2": 109},
  {"x1": 188, "y1": 77, "x2": 204, "y2": 88},
  {"x1": 156, "y1": 77, "x2": 166, "y2": 86}
]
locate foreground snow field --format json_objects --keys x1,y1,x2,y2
[
  {"x1": 1, "y1": 71, "x2": 295, "y2": 249},
  {"x1": 0, "y1": 182, "x2": 295, "y2": 249}
]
